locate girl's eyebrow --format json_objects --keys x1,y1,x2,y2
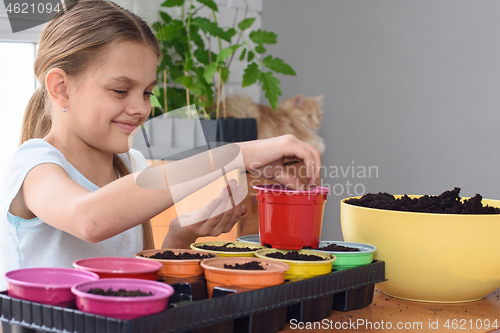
[{"x1": 110, "y1": 76, "x2": 157, "y2": 86}]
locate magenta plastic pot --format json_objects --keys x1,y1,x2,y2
[
  {"x1": 71, "y1": 278, "x2": 174, "y2": 319},
  {"x1": 73, "y1": 257, "x2": 162, "y2": 280},
  {"x1": 4, "y1": 267, "x2": 99, "y2": 306},
  {"x1": 254, "y1": 184, "x2": 330, "y2": 250}
]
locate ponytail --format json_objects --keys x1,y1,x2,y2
[{"x1": 20, "y1": 85, "x2": 51, "y2": 145}]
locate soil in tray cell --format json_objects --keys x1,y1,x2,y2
[
  {"x1": 141, "y1": 250, "x2": 215, "y2": 260},
  {"x1": 318, "y1": 244, "x2": 361, "y2": 252},
  {"x1": 87, "y1": 288, "x2": 153, "y2": 297},
  {"x1": 345, "y1": 187, "x2": 500, "y2": 214},
  {"x1": 223, "y1": 261, "x2": 265, "y2": 270},
  {"x1": 265, "y1": 252, "x2": 326, "y2": 261},
  {"x1": 197, "y1": 243, "x2": 256, "y2": 252}
]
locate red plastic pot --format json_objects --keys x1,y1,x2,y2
[{"x1": 254, "y1": 184, "x2": 329, "y2": 250}]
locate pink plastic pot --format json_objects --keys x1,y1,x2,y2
[
  {"x1": 4, "y1": 267, "x2": 99, "y2": 306},
  {"x1": 73, "y1": 257, "x2": 162, "y2": 280},
  {"x1": 71, "y1": 278, "x2": 174, "y2": 319},
  {"x1": 254, "y1": 184, "x2": 330, "y2": 250}
]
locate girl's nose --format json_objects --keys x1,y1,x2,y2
[{"x1": 127, "y1": 94, "x2": 150, "y2": 117}]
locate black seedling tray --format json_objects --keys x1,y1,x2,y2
[{"x1": 0, "y1": 260, "x2": 385, "y2": 333}]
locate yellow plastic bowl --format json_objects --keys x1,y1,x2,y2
[
  {"x1": 255, "y1": 249, "x2": 336, "y2": 280},
  {"x1": 190, "y1": 241, "x2": 264, "y2": 257},
  {"x1": 341, "y1": 196, "x2": 500, "y2": 303}
]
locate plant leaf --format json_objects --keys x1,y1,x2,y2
[
  {"x1": 196, "y1": 0, "x2": 218, "y2": 11},
  {"x1": 184, "y1": 57, "x2": 193, "y2": 72},
  {"x1": 157, "y1": 20, "x2": 184, "y2": 41},
  {"x1": 203, "y1": 62, "x2": 219, "y2": 83},
  {"x1": 260, "y1": 71, "x2": 281, "y2": 110},
  {"x1": 238, "y1": 17, "x2": 255, "y2": 31},
  {"x1": 239, "y1": 49, "x2": 247, "y2": 61},
  {"x1": 242, "y1": 62, "x2": 261, "y2": 87},
  {"x1": 262, "y1": 56, "x2": 296, "y2": 76},
  {"x1": 255, "y1": 45, "x2": 266, "y2": 54},
  {"x1": 194, "y1": 48, "x2": 210, "y2": 65},
  {"x1": 182, "y1": 75, "x2": 193, "y2": 88},
  {"x1": 249, "y1": 29, "x2": 277, "y2": 46},
  {"x1": 150, "y1": 94, "x2": 162, "y2": 108},
  {"x1": 159, "y1": 11, "x2": 172, "y2": 23},
  {"x1": 216, "y1": 47, "x2": 234, "y2": 63},
  {"x1": 161, "y1": 0, "x2": 184, "y2": 7},
  {"x1": 226, "y1": 28, "x2": 236, "y2": 39},
  {"x1": 192, "y1": 17, "x2": 231, "y2": 42},
  {"x1": 221, "y1": 67, "x2": 229, "y2": 83},
  {"x1": 247, "y1": 50, "x2": 255, "y2": 62}
]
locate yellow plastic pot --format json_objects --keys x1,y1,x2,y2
[
  {"x1": 190, "y1": 241, "x2": 264, "y2": 257},
  {"x1": 255, "y1": 249, "x2": 335, "y2": 280},
  {"x1": 341, "y1": 196, "x2": 500, "y2": 303}
]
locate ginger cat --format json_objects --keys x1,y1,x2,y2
[{"x1": 223, "y1": 94, "x2": 325, "y2": 154}]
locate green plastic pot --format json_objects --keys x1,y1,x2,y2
[{"x1": 315, "y1": 241, "x2": 376, "y2": 271}]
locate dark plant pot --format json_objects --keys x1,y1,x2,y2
[{"x1": 133, "y1": 117, "x2": 257, "y2": 161}]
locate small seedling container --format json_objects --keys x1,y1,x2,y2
[
  {"x1": 255, "y1": 249, "x2": 335, "y2": 280},
  {"x1": 200, "y1": 257, "x2": 289, "y2": 298},
  {"x1": 4, "y1": 267, "x2": 99, "y2": 306},
  {"x1": 71, "y1": 278, "x2": 174, "y2": 319},
  {"x1": 315, "y1": 241, "x2": 377, "y2": 271},
  {"x1": 253, "y1": 184, "x2": 330, "y2": 250},
  {"x1": 190, "y1": 241, "x2": 264, "y2": 257},
  {"x1": 135, "y1": 249, "x2": 218, "y2": 283},
  {"x1": 73, "y1": 257, "x2": 162, "y2": 280}
]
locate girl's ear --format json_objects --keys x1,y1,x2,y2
[{"x1": 46, "y1": 68, "x2": 70, "y2": 110}]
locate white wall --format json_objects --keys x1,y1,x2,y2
[
  {"x1": 262, "y1": 0, "x2": 500, "y2": 240},
  {"x1": 0, "y1": 43, "x2": 36, "y2": 190}
]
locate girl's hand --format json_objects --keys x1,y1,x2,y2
[
  {"x1": 237, "y1": 134, "x2": 322, "y2": 190},
  {"x1": 162, "y1": 179, "x2": 247, "y2": 249}
]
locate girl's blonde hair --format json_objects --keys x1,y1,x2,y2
[{"x1": 21, "y1": 0, "x2": 160, "y2": 250}]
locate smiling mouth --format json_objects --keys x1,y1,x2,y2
[{"x1": 113, "y1": 121, "x2": 138, "y2": 132}]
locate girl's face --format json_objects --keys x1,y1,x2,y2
[{"x1": 66, "y1": 41, "x2": 158, "y2": 154}]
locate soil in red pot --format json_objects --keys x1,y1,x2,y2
[
  {"x1": 318, "y1": 244, "x2": 361, "y2": 252},
  {"x1": 345, "y1": 187, "x2": 500, "y2": 214},
  {"x1": 223, "y1": 261, "x2": 265, "y2": 270},
  {"x1": 141, "y1": 250, "x2": 215, "y2": 260},
  {"x1": 197, "y1": 243, "x2": 256, "y2": 252},
  {"x1": 265, "y1": 252, "x2": 326, "y2": 261},
  {"x1": 87, "y1": 288, "x2": 152, "y2": 297}
]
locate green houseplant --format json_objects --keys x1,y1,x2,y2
[
  {"x1": 133, "y1": 0, "x2": 296, "y2": 160},
  {"x1": 150, "y1": 0, "x2": 296, "y2": 116}
]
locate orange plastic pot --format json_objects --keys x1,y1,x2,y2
[
  {"x1": 135, "y1": 249, "x2": 218, "y2": 282},
  {"x1": 254, "y1": 184, "x2": 330, "y2": 250},
  {"x1": 200, "y1": 257, "x2": 290, "y2": 298}
]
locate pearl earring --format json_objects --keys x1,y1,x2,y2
[{"x1": 62, "y1": 108, "x2": 66, "y2": 112}]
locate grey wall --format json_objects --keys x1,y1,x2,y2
[{"x1": 262, "y1": 0, "x2": 500, "y2": 240}]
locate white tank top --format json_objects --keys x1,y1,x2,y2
[{"x1": 0, "y1": 139, "x2": 148, "y2": 290}]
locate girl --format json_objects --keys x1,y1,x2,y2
[{"x1": 0, "y1": 0, "x2": 321, "y2": 290}]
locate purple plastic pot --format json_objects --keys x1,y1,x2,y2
[
  {"x1": 4, "y1": 267, "x2": 99, "y2": 306},
  {"x1": 71, "y1": 278, "x2": 174, "y2": 319}
]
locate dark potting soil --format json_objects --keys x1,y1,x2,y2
[
  {"x1": 141, "y1": 250, "x2": 215, "y2": 260},
  {"x1": 345, "y1": 187, "x2": 500, "y2": 214},
  {"x1": 87, "y1": 288, "x2": 152, "y2": 297},
  {"x1": 318, "y1": 243, "x2": 361, "y2": 252},
  {"x1": 265, "y1": 252, "x2": 326, "y2": 261},
  {"x1": 223, "y1": 261, "x2": 265, "y2": 270},
  {"x1": 197, "y1": 242, "x2": 257, "y2": 252}
]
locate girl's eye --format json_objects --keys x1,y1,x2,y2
[
  {"x1": 114, "y1": 90, "x2": 127, "y2": 95},
  {"x1": 144, "y1": 91, "x2": 154, "y2": 97}
]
